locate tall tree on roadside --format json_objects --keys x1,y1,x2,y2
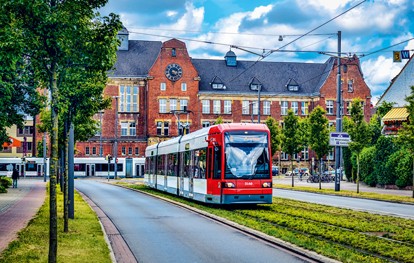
[
  {"x1": 265, "y1": 117, "x2": 281, "y2": 159},
  {"x1": 398, "y1": 86, "x2": 414, "y2": 198},
  {"x1": 1, "y1": 1, "x2": 121, "y2": 262},
  {"x1": 282, "y1": 110, "x2": 301, "y2": 187},
  {"x1": 308, "y1": 106, "x2": 330, "y2": 190},
  {"x1": 347, "y1": 98, "x2": 371, "y2": 194}
]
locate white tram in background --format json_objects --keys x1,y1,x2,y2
[
  {"x1": 0, "y1": 157, "x2": 145, "y2": 178},
  {"x1": 0, "y1": 157, "x2": 49, "y2": 177},
  {"x1": 145, "y1": 123, "x2": 273, "y2": 205}
]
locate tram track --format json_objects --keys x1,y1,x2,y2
[{"x1": 112, "y1": 182, "x2": 338, "y2": 263}]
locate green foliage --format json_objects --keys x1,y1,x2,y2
[
  {"x1": 215, "y1": 116, "x2": 223, "y2": 124},
  {"x1": 374, "y1": 136, "x2": 398, "y2": 185},
  {"x1": 368, "y1": 114, "x2": 382, "y2": 145},
  {"x1": 376, "y1": 101, "x2": 395, "y2": 118},
  {"x1": 265, "y1": 116, "x2": 281, "y2": 157},
  {"x1": 395, "y1": 150, "x2": 414, "y2": 188},
  {"x1": 281, "y1": 109, "x2": 301, "y2": 156},
  {"x1": 308, "y1": 106, "x2": 330, "y2": 160},
  {"x1": 359, "y1": 146, "x2": 376, "y2": 185},
  {"x1": 0, "y1": 177, "x2": 12, "y2": 192}
]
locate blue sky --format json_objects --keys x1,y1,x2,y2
[{"x1": 100, "y1": 0, "x2": 414, "y2": 105}]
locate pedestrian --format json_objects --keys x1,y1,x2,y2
[{"x1": 12, "y1": 167, "x2": 19, "y2": 188}]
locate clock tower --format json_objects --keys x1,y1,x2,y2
[{"x1": 117, "y1": 26, "x2": 129, "y2": 51}]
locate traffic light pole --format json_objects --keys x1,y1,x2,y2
[{"x1": 335, "y1": 31, "x2": 342, "y2": 192}]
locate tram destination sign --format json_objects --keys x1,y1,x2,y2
[{"x1": 329, "y1": 132, "x2": 351, "y2": 147}]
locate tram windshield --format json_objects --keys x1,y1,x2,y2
[{"x1": 224, "y1": 131, "x2": 269, "y2": 179}]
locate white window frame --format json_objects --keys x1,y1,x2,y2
[
  {"x1": 224, "y1": 100, "x2": 231, "y2": 114},
  {"x1": 120, "y1": 85, "x2": 139, "y2": 112},
  {"x1": 202, "y1": 100, "x2": 210, "y2": 114},
  {"x1": 213, "y1": 100, "x2": 221, "y2": 114},
  {"x1": 202, "y1": 121, "x2": 210, "y2": 128},
  {"x1": 242, "y1": 100, "x2": 250, "y2": 115},
  {"x1": 159, "y1": 99, "x2": 167, "y2": 113},
  {"x1": 129, "y1": 122, "x2": 136, "y2": 136},
  {"x1": 169, "y1": 99, "x2": 177, "y2": 112},
  {"x1": 263, "y1": 101, "x2": 270, "y2": 115},
  {"x1": 252, "y1": 101, "x2": 258, "y2": 115},
  {"x1": 181, "y1": 82, "x2": 187, "y2": 91},
  {"x1": 160, "y1": 82, "x2": 166, "y2": 91},
  {"x1": 179, "y1": 99, "x2": 188, "y2": 111},
  {"x1": 281, "y1": 101, "x2": 288, "y2": 115},
  {"x1": 291, "y1": 101, "x2": 298, "y2": 115},
  {"x1": 326, "y1": 100, "x2": 334, "y2": 115},
  {"x1": 121, "y1": 122, "x2": 128, "y2": 136},
  {"x1": 301, "y1": 101, "x2": 309, "y2": 115}
]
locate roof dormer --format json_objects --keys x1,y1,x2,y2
[
  {"x1": 210, "y1": 76, "x2": 226, "y2": 90},
  {"x1": 117, "y1": 26, "x2": 129, "y2": 51},
  {"x1": 285, "y1": 78, "x2": 300, "y2": 92},
  {"x1": 224, "y1": 50, "x2": 237, "y2": 67}
]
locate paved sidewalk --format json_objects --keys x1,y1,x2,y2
[{"x1": 0, "y1": 178, "x2": 46, "y2": 253}]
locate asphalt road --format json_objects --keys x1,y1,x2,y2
[
  {"x1": 75, "y1": 180, "x2": 308, "y2": 263},
  {"x1": 273, "y1": 188, "x2": 414, "y2": 219}
]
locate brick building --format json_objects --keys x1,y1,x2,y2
[{"x1": 74, "y1": 28, "x2": 372, "y2": 170}]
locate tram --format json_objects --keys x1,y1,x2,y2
[
  {"x1": 0, "y1": 157, "x2": 145, "y2": 178},
  {"x1": 145, "y1": 123, "x2": 273, "y2": 204}
]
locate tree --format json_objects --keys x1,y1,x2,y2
[
  {"x1": 281, "y1": 110, "x2": 301, "y2": 187},
  {"x1": 265, "y1": 117, "x2": 281, "y2": 158},
  {"x1": 308, "y1": 106, "x2": 330, "y2": 189},
  {"x1": 398, "y1": 86, "x2": 414, "y2": 198},
  {"x1": 1, "y1": 1, "x2": 122, "y2": 261},
  {"x1": 347, "y1": 98, "x2": 371, "y2": 193}
]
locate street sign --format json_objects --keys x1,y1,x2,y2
[
  {"x1": 401, "y1": 50, "x2": 410, "y2": 59},
  {"x1": 329, "y1": 132, "x2": 351, "y2": 147}
]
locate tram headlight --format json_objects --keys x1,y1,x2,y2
[
  {"x1": 223, "y1": 182, "x2": 235, "y2": 188},
  {"x1": 262, "y1": 182, "x2": 272, "y2": 188}
]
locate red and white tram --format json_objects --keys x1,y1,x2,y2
[{"x1": 145, "y1": 123, "x2": 273, "y2": 204}]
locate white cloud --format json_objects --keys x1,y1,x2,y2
[{"x1": 167, "y1": 2, "x2": 204, "y2": 32}]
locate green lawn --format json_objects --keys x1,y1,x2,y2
[
  {"x1": 120, "y1": 182, "x2": 414, "y2": 263},
  {"x1": 0, "y1": 186, "x2": 112, "y2": 263}
]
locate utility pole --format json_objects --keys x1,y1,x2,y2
[
  {"x1": 113, "y1": 96, "x2": 119, "y2": 179},
  {"x1": 335, "y1": 31, "x2": 342, "y2": 192}
]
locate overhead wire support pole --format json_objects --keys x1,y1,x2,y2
[{"x1": 335, "y1": 31, "x2": 342, "y2": 192}]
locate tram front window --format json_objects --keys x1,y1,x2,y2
[{"x1": 224, "y1": 132, "x2": 269, "y2": 179}]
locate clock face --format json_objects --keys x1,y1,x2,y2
[{"x1": 165, "y1": 63, "x2": 183, "y2": 81}]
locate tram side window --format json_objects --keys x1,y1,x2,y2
[
  {"x1": 183, "y1": 150, "x2": 192, "y2": 178},
  {"x1": 74, "y1": 164, "x2": 86, "y2": 171},
  {"x1": 194, "y1": 148, "x2": 207, "y2": 179},
  {"x1": 213, "y1": 147, "x2": 221, "y2": 179},
  {"x1": 157, "y1": 155, "x2": 164, "y2": 175},
  {"x1": 167, "y1": 153, "x2": 178, "y2": 176}
]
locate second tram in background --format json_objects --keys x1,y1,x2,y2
[{"x1": 145, "y1": 123, "x2": 273, "y2": 204}]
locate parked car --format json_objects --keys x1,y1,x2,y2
[
  {"x1": 285, "y1": 168, "x2": 299, "y2": 176},
  {"x1": 272, "y1": 166, "x2": 279, "y2": 176}
]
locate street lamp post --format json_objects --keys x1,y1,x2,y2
[{"x1": 335, "y1": 31, "x2": 342, "y2": 192}]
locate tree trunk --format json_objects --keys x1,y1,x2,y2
[
  {"x1": 412, "y1": 156, "x2": 414, "y2": 198},
  {"x1": 64, "y1": 120, "x2": 69, "y2": 232},
  {"x1": 291, "y1": 159, "x2": 294, "y2": 187},
  {"x1": 356, "y1": 154, "x2": 360, "y2": 194},
  {"x1": 318, "y1": 158, "x2": 322, "y2": 190},
  {"x1": 48, "y1": 70, "x2": 58, "y2": 263}
]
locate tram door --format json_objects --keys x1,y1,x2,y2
[
  {"x1": 86, "y1": 164, "x2": 95, "y2": 176},
  {"x1": 125, "y1": 158, "x2": 133, "y2": 178}
]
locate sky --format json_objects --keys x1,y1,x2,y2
[{"x1": 99, "y1": 0, "x2": 414, "y2": 105}]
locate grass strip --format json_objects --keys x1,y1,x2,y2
[
  {"x1": 275, "y1": 184, "x2": 414, "y2": 204},
  {"x1": 120, "y1": 183, "x2": 414, "y2": 263},
  {"x1": 0, "y1": 185, "x2": 112, "y2": 263}
]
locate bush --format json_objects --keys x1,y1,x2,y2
[
  {"x1": 383, "y1": 149, "x2": 403, "y2": 185},
  {"x1": 374, "y1": 136, "x2": 398, "y2": 185},
  {"x1": 359, "y1": 146, "x2": 376, "y2": 185},
  {"x1": 0, "y1": 176, "x2": 12, "y2": 188},
  {"x1": 395, "y1": 153, "x2": 413, "y2": 188}
]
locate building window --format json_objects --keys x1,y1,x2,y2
[
  {"x1": 291, "y1": 101, "x2": 298, "y2": 115},
  {"x1": 129, "y1": 122, "x2": 136, "y2": 136},
  {"x1": 160, "y1": 82, "x2": 166, "y2": 91},
  {"x1": 120, "y1": 85, "x2": 139, "y2": 112},
  {"x1": 135, "y1": 147, "x2": 139, "y2": 155},
  {"x1": 224, "y1": 100, "x2": 231, "y2": 114},
  {"x1": 85, "y1": 147, "x2": 90, "y2": 155},
  {"x1": 252, "y1": 101, "x2": 258, "y2": 115},
  {"x1": 128, "y1": 147, "x2": 132, "y2": 155},
  {"x1": 122, "y1": 146, "x2": 126, "y2": 155},
  {"x1": 348, "y1": 79, "x2": 354, "y2": 92},
  {"x1": 281, "y1": 101, "x2": 288, "y2": 115},
  {"x1": 281, "y1": 152, "x2": 288, "y2": 160},
  {"x1": 346, "y1": 101, "x2": 351, "y2": 115},
  {"x1": 92, "y1": 147, "x2": 96, "y2": 155},
  {"x1": 179, "y1": 99, "x2": 188, "y2": 111},
  {"x1": 326, "y1": 100, "x2": 334, "y2": 115},
  {"x1": 202, "y1": 121, "x2": 210, "y2": 127},
  {"x1": 18, "y1": 126, "x2": 34, "y2": 135},
  {"x1": 287, "y1": 84, "x2": 299, "y2": 91},
  {"x1": 172, "y1": 48, "x2": 176, "y2": 57},
  {"x1": 181, "y1": 82, "x2": 187, "y2": 91},
  {"x1": 159, "y1": 99, "x2": 167, "y2": 113},
  {"x1": 242, "y1": 100, "x2": 250, "y2": 115},
  {"x1": 263, "y1": 101, "x2": 270, "y2": 115},
  {"x1": 328, "y1": 148, "x2": 334, "y2": 160},
  {"x1": 213, "y1": 100, "x2": 221, "y2": 114},
  {"x1": 301, "y1": 147, "x2": 309, "y2": 160},
  {"x1": 301, "y1": 102, "x2": 309, "y2": 115},
  {"x1": 157, "y1": 121, "x2": 169, "y2": 136},
  {"x1": 179, "y1": 122, "x2": 190, "y2": 135},
  {"x1": 121, "y1": 122, "x2": 128, "y2": 136},
  {"x1": 169, "y1": 99, "x2": 177, "y2": 111},
  {"x1": 202, "y1": 100, "x2": 210, "y2": 114}
]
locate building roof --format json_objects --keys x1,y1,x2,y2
[
  {"x1": 382, "y1": 107, "x2": 409, "y2": 122},
  {"x1": 191, "y1": 57, "x2": 333, "y2": 96},
  {"x1": 108, "y1": 40, "x2": 162, "y2": 78},
  {"x1": 377, "y1": 54, "x2": 414, "y2": 107}
]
